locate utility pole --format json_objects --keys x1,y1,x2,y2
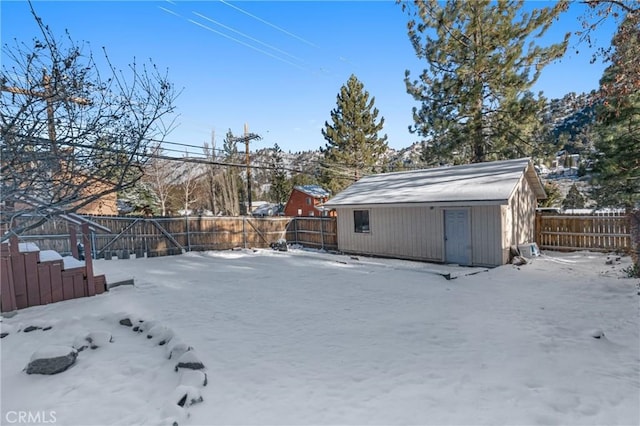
[
  {"x1": 229, "y1": 123, "x2": 261, "y2": 215},
  {"x1": 1, "y1": 69, "x2": 91, "y2": 156}
]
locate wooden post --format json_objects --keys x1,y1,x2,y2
[
  {"x1": 82, "y1": 224, "x2": 95, "y2": 296},
  {"x1": 9, "y1": 235, "x2": 28, "y2": 309},
  {"x1": 0, "y1": 257, "x2": 17, "y2": 312}
]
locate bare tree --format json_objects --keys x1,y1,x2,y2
[
  {"x1": 202, "y1": 133, "x2": 219, "y2": 215},
  {"x1": 0, "y1": 4, "x2": 178, "y2": 238},
  {"x1": 143, "y1": 144, "x2": 176, "y2": 217},
  {"x1": 214, "y1": 130, "x2": 242, "y2": 216},
  {"x1": 170, "y1": 152, "x2": 203, "y2": 215}
]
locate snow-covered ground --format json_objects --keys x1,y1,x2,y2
[{"x1": 1, "y1": 248, "x2": 638, "y2": 426}]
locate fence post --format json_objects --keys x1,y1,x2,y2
[
  {"x1": 82, "y1": 223, "x2": 96, "y2": 297},
  {"x1": 243, "y1": 217, "x2": 247, "y2": 249},
  {"x1": 320, "y1": 218, "x2": 325, "y2": 250},
  {"x1": 294, "y1": 217, "x2": 298, "y2": 245}
]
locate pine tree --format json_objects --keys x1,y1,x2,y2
[
  {"x1": 591, "y1": 14, "x2": 640, "y2": 210},
  {"x1": 268, "y1": 143, "x2": 291, "y2": 206},
  {"x1": 321, "y1": 74, "x2": 388, "y2": 194},
  {"x1": 562, "y1": 184, "x2": 586, "y2": 210},
  {"x1": 538, "y1": 181, "x2": 562, "y2": 208},
  {"x1": 402, "y1": 0, "x2": 568, "y2": 164}
]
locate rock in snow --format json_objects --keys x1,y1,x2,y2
[
  {"x1": 174, "y1": 351, "x2": 205, "y2": 372},
  {"x1": 147, "y1": 325, "x2": 174, "y2": 346},
  {"x1": 173, "y1": 385, "x2": 204, "y2": 407},
  {"x1": 72, "y1": 336, "x2": 89, "y2": 352},
  {"x1": 25, "y1": 346, "x2": 77, "y2": 375},
  {"x1": 86, "y1": 331, "x2": 113, "y2": 349},
  {"x1": 119, "y1": 318, "x2": 133, "y2": 327},
  {"x1": 167, "y1": 341, "x2": 192, "y2": 360},
  {"x1": 179, "y1": 370, "x2": 208, "y2": 387}
]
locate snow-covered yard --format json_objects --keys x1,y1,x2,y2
[{"x1": 1, "y1": 248, "x2": 638, "y2": 426}]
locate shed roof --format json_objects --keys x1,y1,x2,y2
[
  {"x1": 294, "y1": 185, "x2": 330, "y2": 198},
  {"x1": 324, "y1": 158, "x2": 545, "y2": 207}
]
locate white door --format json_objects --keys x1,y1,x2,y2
[{"x1": 444, "y1": 209, "x2": 471, "y2": 265}]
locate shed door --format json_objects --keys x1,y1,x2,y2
[{"x1": 444, "y1": 209, "x2": 471, "y2": 265}]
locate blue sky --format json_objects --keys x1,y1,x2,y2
[{"x1": 1, "y1": 1, "x2": 618, "y2": 155}]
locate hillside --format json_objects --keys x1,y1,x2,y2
[{"x1": 250, "y1": 91, "x2": 600, "y2": 181}]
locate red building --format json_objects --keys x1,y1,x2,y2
[{"x1": 284, "y1": 185, "x2": 334, "y2": 217}]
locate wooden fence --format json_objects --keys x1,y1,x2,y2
[
  {"x1": 535, "y1": 211, "x2": 632, "y2": 253},
  {"x1": 11, "y1": 216, "x2": 338, "y2": 259}
]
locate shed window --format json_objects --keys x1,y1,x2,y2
[
  {"x1": 306, "y1": 197, "x2": 312, "y2": 205},
  {"x1": 354, "y1": 210, "x2": 370, "y2": 233}
]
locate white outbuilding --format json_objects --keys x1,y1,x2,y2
[{"x1": 323, "y1": 158, "x2": 546, "y2": 267}]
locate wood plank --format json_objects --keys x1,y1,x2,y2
[
  {"x1": 10, "y1": 253, "x2": 28, "y2": 309},
  {"x1": 37, "y1": 263, "x2": 53, "y2": 305},
  {"x1": 61, "y1": 270, "x2": 77, "y2": 300},
  {"x1": 74, "y1": 274, "x2": 86, "y2": 298},
  {"x1": 50, "y1": 263, "x2": 63, "y2": 303},
  {"x1": 94, "y1": 274, "x2": 106, "y2": 294},
  {"x1": 0, "y1": 258, "x2": 17, "y2": 312},
  {"x1": 24, "y1": 252, "x2": 40, "y2": 307}
]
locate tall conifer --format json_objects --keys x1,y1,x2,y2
[
  {"x1": 592, "y1": 14, "x2": 640, "y2": 210},
  {"x1": 321, "y1": 74, "x2": 388, "y2": 194},
  {"x1": 402, "y1": 0, "x2": 569, "y2": 163}
]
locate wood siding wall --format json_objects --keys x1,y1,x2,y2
[
  {"x1": 335, "y1": 204, "x2": 506, "y2": 266},
  {"x1": 335, "y1": 206, "x2": 444, "y2": 262},
  {"x1": 502, "y1": 175, "x2": 538, "y2": 263},
  {"x1": 471, "y1": 205, "x2": 504, "y2": 267},
  {"x1": 284, "y1": 189, "x2": 329, "y2": 217}
]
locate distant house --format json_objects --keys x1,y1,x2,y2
[
  {"x1": 284, "y1": 185, "x2": 333, "y2": 217},
  {"x1": 76, "y1": 179, "x2": 118, "y2": 216},
  {"x1": 323, "y1": 158, "x2": 546, "y2": 267}
]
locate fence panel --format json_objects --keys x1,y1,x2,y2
[
  {"x1": 10, "y1": 215, "x2": 338, "y2": 259},
  {"x1": 536, "y1": 212, "x2": 631, "y2": 253},
  {"x1": 286, "y1": 217, "x2": 337, "y2": 250}
]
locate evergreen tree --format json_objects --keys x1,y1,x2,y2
[
  {"x1": 402, "y1": 0, "x2": 568, "y2": 164},
  {"x1": 591, "y1": 14, "x2": 640, "y2": 210},
  {"x1": 320, "y1": 74, "x2": 388, "y2": 194},
  {"x1": 562, "y1": 184, "x2": 586, "y2": 210},
  {"x1": 290, "y1": 173, "x2": 318, "y2": 187},
  {"x1": 268, "y1": 143, "x2": 291, "y2": 206},
  {"x1": 118, "y1": 181, "x2": 160, "y2": 216},
  {"x1": 538, "y1": 181, "x2": 562, "y2": 208}
]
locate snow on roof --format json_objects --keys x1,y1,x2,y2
[
  {"x1": 325, "y1": 158, "x2": 544, "y2": 207},
  {"x1": 295, "y1": 185, "x2": 330, "y2": 198}
]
